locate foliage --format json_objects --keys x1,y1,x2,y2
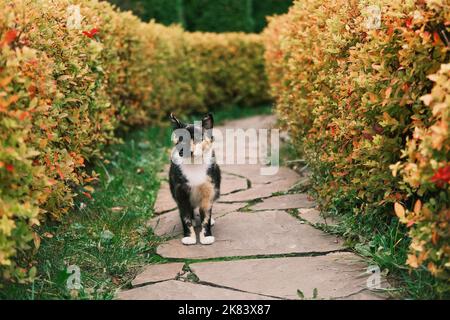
[
  {"x1": 1, "y1": 126, "x2": 169, "y2": 299},
  {"x1": 264, "y1": 0, "x2": 449, "y2": 296},
  {"x1": 108, "y1": 0, "x2": 184, "y2": 26},
  {"x1": 183, "y1": 0, "x2": 254, "y2": 33},
  {"x1": 0, "y1": 0, "x2": 268, "y2": 282},
  {"x1": 107, "y1": 0, "x2": 293, "y2": 33}
]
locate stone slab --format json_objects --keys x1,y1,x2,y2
[
  {"x1": 118, "y1": 280, "x2": 276, "y2": 300},
  {"x1": 219, "y1": 177, "x2": 299, "y2": 203},
  {"x1": 250, "y1": 194, "x2": 316, "y2": 211},
  {"x1": 157, "y1": 211, "x2": 344, "y2": 259},
  {"x1": 154, "y1": 181, "x2": 177, "y2": 214},
  {"x1": 217, "y1": 115, "x2": 277, "y2": 130},
  {"x1": 190, "y1": 253, "x2": 387, "y2": 300},
  {"x1": 221, "y1": 173, "x2": 248, "y2": 195},
  {"x1": 149, "y1": 202, "x2": 246, "y2": 237},
  {"x1": 222, "y1": 165, "x2": 300, "y2": 186},
  {"x1": 299, "y1": 208, "x2": 338, "y2": 226},
  {"x1": 132, "y1": 263, "x2": 184, "y2": 286}
]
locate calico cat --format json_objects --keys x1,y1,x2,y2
[{"x1": 169, "y1": 113, "x2": 221, "y2": 245}]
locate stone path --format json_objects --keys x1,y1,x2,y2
[{"x1": 118, "y1": 115, "x2": 388, "y2": 300}]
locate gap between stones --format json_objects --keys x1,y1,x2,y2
[
  {"x1": 152, "y1": 248, "x2": 351, "y2": 265},
  {"x1": 132, "y1": 248, "x2": 352, "y2": 290}
]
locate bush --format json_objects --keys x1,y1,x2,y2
[
  {"x1": 0, "y1": 0, "x2": 268, "y2": 282},
  {"x1": 185, "y1": 32, "x2": 270, "y2": 107},
  {"x1": 253, "y1": 0, "x2": 293, "y2": 33},
  {"x1": 184, "y1": 0, "x2": 254, "y2": 33},
  {"x1": 264, "y1": 0, "x2": 449, "y2": 294}
]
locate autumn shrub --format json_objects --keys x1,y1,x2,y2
[
  {"x1": 0, "y1": 0, "x2": 268, "y2": 282},
  {"x1": 264, "y1": 0, "x2": 449, "y2": 293},
  {"x1": 185, "y1": 32, "x2": 270, "y2": 108}
]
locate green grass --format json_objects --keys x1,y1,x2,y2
[
  {"x1": 0, "y1": 105, "x2": 273, "y2": 300},
  {"x1": 1, "y1": 126, "x2": 171, "y2": 300}
]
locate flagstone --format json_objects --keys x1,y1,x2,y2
[
  {"x1": 250, "y1": 194, "x2": 315, "y2": 211},
  {"x1": 148, "y1": 202, "x2": 246, "y2": 237},
  {"x1": 190, "y1": 253, "x2": 388, "y2": 300},
  {"x1": 157, "y1": 211, "x2": 343, "y2": 259},
  {"x1": 298, "y1": 208, "x2": 338, "y2": 226},
  {"x1": 154, "y1": 181, "x2": 177, "y2": 214},
  {"x1": 118, "y1": 280, "x2": 276, "y2": 300},
  {"x1": 221, "y1": 173, "x2": 248, "y2": 195},
  {"x1": 132, "y1": 263, "x2": 185, "y2": 286}
]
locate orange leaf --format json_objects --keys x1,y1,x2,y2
[
  {"x1": 406, "y1": 220, "x2": 416, "y2": 228},
  {"x1": 431, "y1": 231, "x2": 439, "y2": 245},
  {"x1": 3, "y1": 29, "x2": 17, "y2": 46},
  {"x1": 413, "y1": 200, "x2": 422, "y2": 214},
  {"x1": 56, "y1": 167, "x2": 64, "y2": 180},
  {"x1": 32, "y1": 232, "x2": 41, "y2": 250},
  {"x1": 433, "y1": 31, "x2": 442, "y2": 46},
  {"x1": 82, "y1": 192, "x2": 92, "y2": 199},
  {"x1": 84, "y1": 185, "x2": 95, "y2": 193},
  {"x1": 394, "y1": 202, "x2": 405, "y2": 218}
]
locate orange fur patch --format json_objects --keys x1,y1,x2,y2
[{"x1": 190, "y1": 179, "x2": 214, "y2": 210}]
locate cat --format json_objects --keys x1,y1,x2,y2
[{"x1": 169, "y1": 113, "x2": 221, "y2": 245}]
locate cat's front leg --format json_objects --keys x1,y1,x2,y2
[
  {"x1": 177, "y1": 197, "x2": 196, "y2": 245},
  {"x1": 199, "y1": 207, "x2": 215, "y2": 245}
]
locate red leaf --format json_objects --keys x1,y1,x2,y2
[
  {"x1": 430, "y1": 165, "x2": 450, "y2": 188},
  {"x1": 82, "y1": 192, "x2": 92, "y2": 199},
  {"x1": 82, "y1": 28, "x2": 99, "y2": 39},
  {"x1": 3, "y1": 29, "x2": 18, "y2": 45},
  {"x1": 433, "y1": 31, "x2": 442, "y2": 46},
  {"x1": 373, "y1": 123, "x2": 384, "y2": 134},
  {"x1": 406, "y1": 220, "x2": 416, "y2": 228},
  {"x1": 5, "y1": 164, "x2": 14, "y2": 172},
  {"x1": 405, "y1": 17, "x2": 413, "y2": 29}
]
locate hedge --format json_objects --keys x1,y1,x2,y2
[
  {"x1": 0, "y1": 0, "x2": 268, "y2": 281},
  {"x1": 253, "y1": 0, "x2": 293, "y2": 33},
  {"x1": 183, "y1": 0, "x2": 254, "y2": 33},
  {"x1": 264, "y1": 0, "x2": 449, "y2": 291}
]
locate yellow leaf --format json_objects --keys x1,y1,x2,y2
[
  {"x1": 32, "y1": 232, "x2": 41, "y2": 250},
  {"x1": 394, "y1": 202, "x2": 405, "y2": 219},
  {"x1": 406, "y1": 254, "x2": 419, "y2": 268},
  {"x1": 0, "y1": 216, "x2": 16, "y2": 236},
  {"x1": 419, "y1": 94, "x2": 433, "y2": 106},
  {"x1": 413, "y1": 200, "x2": 422, "y2": 214},
  {"x1": 84, "y1": 185, "x2": 95, "y2": 193}
]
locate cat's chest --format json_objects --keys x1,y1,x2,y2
[{"x1": 180, "y1": 164, "x2": 210, "y2": 186}]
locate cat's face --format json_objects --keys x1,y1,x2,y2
[{"x1": 170, "y1": 113, "x2": 214, "y2": 160}]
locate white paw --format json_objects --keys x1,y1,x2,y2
[
  {"x1": 200, "y1": 236, "x2": 215, "y2": 245},
  {"x1": 181, "y1": 237, "x2": 197, "y2": 245},
  {"x1": 211, "y1": 218, "x2": 215, "y2": 226}
]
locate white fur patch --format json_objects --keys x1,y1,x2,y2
[
  {"x1": 182, "y1": 237, "x2": 197, "y2": 245},
  {"x1": 211, "y1": 217, "x2": 215, "y2": 226},
  {"x1": 200, "y1": 235, "x2": 215, "y2": 245},
  {"x1": 181, "y1": 163, "x2": 209, "y2": 186}
]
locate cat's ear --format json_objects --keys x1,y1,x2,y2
[
  {"x1": 202, "y1": 113, "x2": 214, "y2": 130},
  {"x1": 170, "y1": 113, "x2": 184, "y2": 129}
]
